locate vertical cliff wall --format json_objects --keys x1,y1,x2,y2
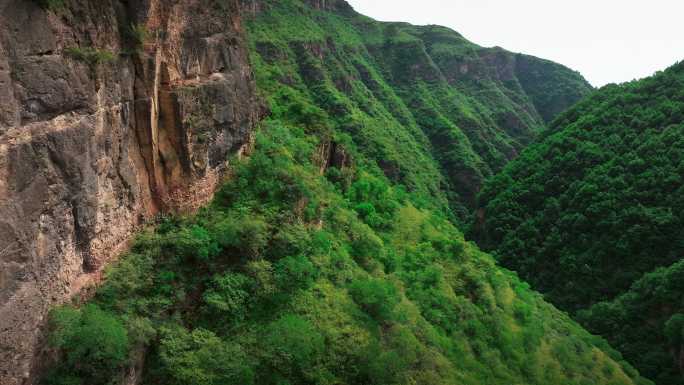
[{"x1": 0, "y1": 0, "x2": 262, "y2": 383}]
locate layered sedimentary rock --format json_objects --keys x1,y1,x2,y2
[{"x1": 0, "y1": 0, "x2": 262, "y2": 383}]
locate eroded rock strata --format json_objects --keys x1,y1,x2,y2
[{"x1": 0, "y1": 1, "x2": 262, "y2": 383}]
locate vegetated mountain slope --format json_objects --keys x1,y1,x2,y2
[
  {"x1": 36, "y1": 1, "x2": 652, "y2": 385},
  {"x1": 248, "y1": 0, "x2": 591, "y2": 221},
  {"x1": 578, "y1": 259, "x2": 684, "y2": 385},
  {"x1": 42, "y1": 125, "x2": 649, "y2": 385},
  {"x1": 472, "y1": 61, "x2": 684, "y2": 384}
]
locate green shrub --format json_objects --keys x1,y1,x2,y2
[
  {"x1": 357, "y1": 342, "x2": 406, "y2": 385},
  {"x1": 159, "y1": 326, "x2": 254, "y2": 385},
  {"x1": 64, "y1": 47, "x2": 116, "y2": 67},
  {"x1": 166, "y1": 224, "x2": 220, "y2": 262},
  {"x1": 203, "y1": 272, "x2": 253, "y2": 321},
  {"x1": 45, "y1": 305, "x2": 129, "y2": 385},
  {"x1": 260, "y1": 315, "x2": 324, "y2": 383},
  {"x1": 348, "y1": 175, "x2": 399, "y2": 229},
  {"x1": 212, "y1": 213, "x2": 269, "y2": 258},
  {"x1": 274, "y1": 255, "x2": 318, "y2": 292},
  {"x1": 95, "y1": 251, "x2": 154, "y2": 312},
  {"x1": 349, "y1": 277, "x2": 401, "y2": 322},
  {"x1": 125, "y1": 23, "x2": 149, "y2": 53},
  {"x1": 34, "y1": 0, "x2": 64, "y2": 11},
  {"x1": 349, "y1": 222, "x2": 384, "y2": 267},
  {"x1": 268, "y1": 224, "x2": 313, "y2": 260}
]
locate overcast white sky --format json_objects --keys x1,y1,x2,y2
[{"x1": 345, "y1": 0, "x2": 683, "y2": 87}]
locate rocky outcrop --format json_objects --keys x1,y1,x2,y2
[{"x1": 0, "y1": 0, "x2": 262, "y2": 384}]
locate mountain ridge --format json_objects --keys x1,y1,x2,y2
[{"x1": 248, "y1": 0, "x2": 592, "y2": 219}]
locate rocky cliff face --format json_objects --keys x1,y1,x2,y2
[{"x1": 0, "y1": 0, "x2": 262, "y2": 383}]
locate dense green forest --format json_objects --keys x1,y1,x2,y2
[
  {"x1": 472, "y1": 61, "x2": 684, "y2": 384},
  {"x1": 38, "y1": 1, "x2": 655, "y2": 385},
  {"x1": 579, "y1": 260, "x2": 684, "y2": 385}
]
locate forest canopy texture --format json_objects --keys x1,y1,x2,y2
[{"x1": 472, "y1": 61, "x2": 684, "y2": 385}]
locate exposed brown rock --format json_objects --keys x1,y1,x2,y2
[
  {"x1": 0, "y1": 1, "x2": 263, "y2": 384},
  {"x1": 315, "y1": 139, "x2": 352, "y2": 175}
]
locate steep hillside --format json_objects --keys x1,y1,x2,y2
[
  {"x1": 472, "y1": 61, "x2": 684, "y2": 383},
  {"x1": 247, "y1": 0, "x2": 592, "y2": 220}
]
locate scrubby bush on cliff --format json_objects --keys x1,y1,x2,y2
[
  {"x1": 45, "y1": 305, "x2": 129, "y2": 385},
  {"x1": 258, "y1": 315, "x2": 325, "y2": 384},
  {"x1": 64, "y1": 47, "x2": 116, "y2": 67},
  {"x1": 349, "y1": 277, "x2": 401, "y2": 322},
  {"x1": 124, "y1": 24, "x2": 149, "y2": 54},
  {"x1": 33, "y1": 0, "x2": 64, "y2": 11},
  {"x1": 159, "y1": 326, "x2": 254, "y2": 385}
]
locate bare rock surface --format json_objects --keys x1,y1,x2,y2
[{"x1": 0, "y1": 1, "x2": 262, "y2": 383}]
